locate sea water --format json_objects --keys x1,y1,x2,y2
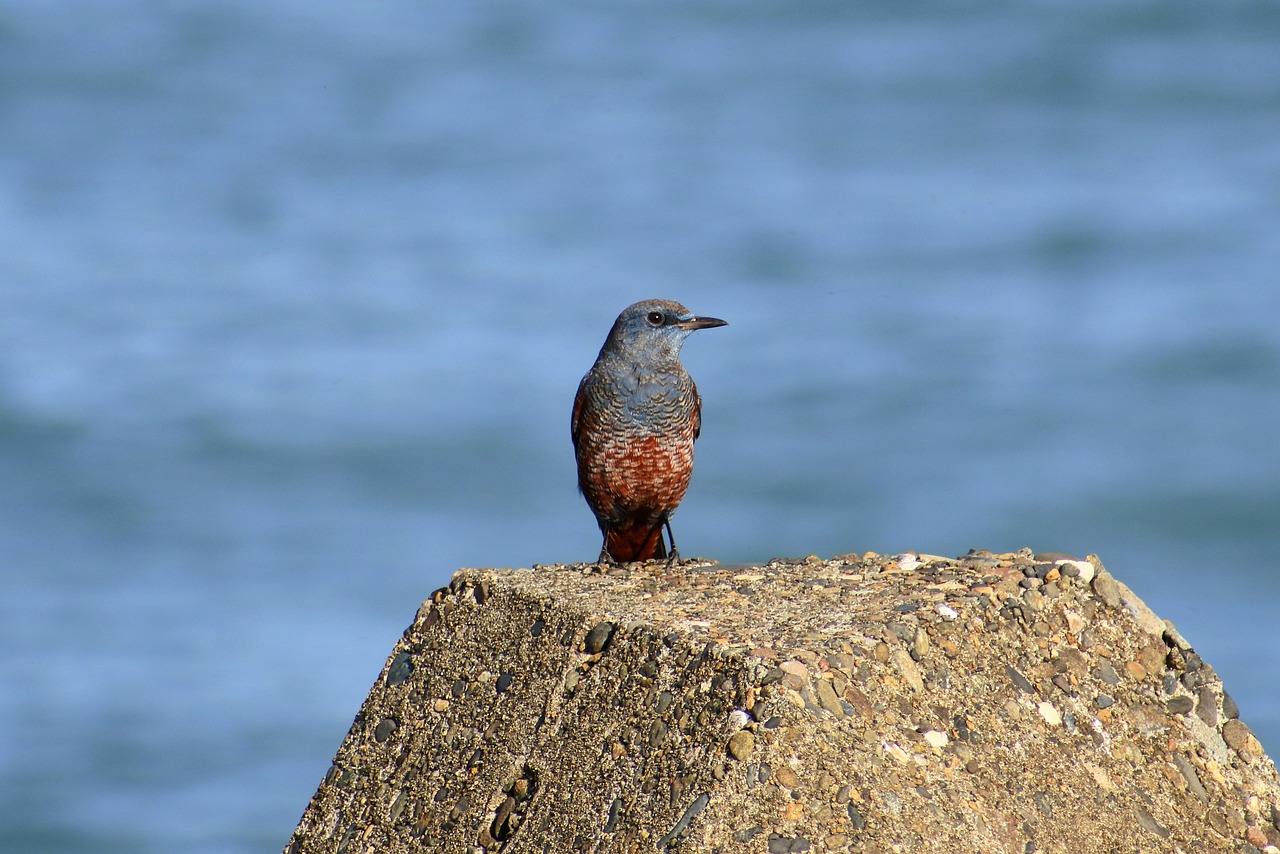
[{"x1": 2, "y1": 2, "x2": 1279, "y2": 850}]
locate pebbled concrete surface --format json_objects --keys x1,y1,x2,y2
[{"x1": 286, "y1": 550, "x2": 1280, "y2": 853}]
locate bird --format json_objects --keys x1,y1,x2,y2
[{"x1": 571, "y1": 299, "x2": 726, "y2": 565}]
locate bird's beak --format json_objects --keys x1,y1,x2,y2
[{"x1": 676, "y1": 315, "x2": 727, "y2": 331}]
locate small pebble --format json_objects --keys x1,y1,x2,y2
[
  {"x1": 1064, "y1": 610, "x2": 1086, "y2": 633},
  {"x1": 1223, "y1": 720, "x2": 1264, "y2": 761},
  {"x1": 1095, "y1": 659, "x2": 1120, "y2": 686},
  {"x1": 1034, "y1": 551, "x2": 1078, "y2": 563},
  {"x1": 1181, "y1": 669, "x2": 1206, "y2": 690},
  {"x1": 658, "y1": 692, "x2": 675, "y2": 714},
  {"x1": 727, "y1": 731, "x2": 755, "y2": 761},
  {"x1": 386, "y1": 652, "x2": 414, "y2": 686},
  {"x1": 1092, "y1": 572, "x2": 1121, "y2": 607},
  {"x1": 1171, "y1": 754, "x2": 1208, "y2": 803},
  {"x1": 1007, "y1": 666, "x2": 1035, "y2": 694},
  {"x1": 815, "y1": 679, "x2": 845, "y2": 716},
  {"x1": 656, "y1": 793, "x2": 709, "y2": 849},
  {"x1": 1134, "y1": 805, "x2": 1169, "y2": 838},
  {"x1": 1195, "y1": 688, "x2": 1219, "y2": 726},
  {"x1": 584, "y1": 622, "x2": 615, "y2": 654},
  {"x1": 891, "y1": 648, "x2": 925, "y2": 693}
]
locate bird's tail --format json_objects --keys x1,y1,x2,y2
[{"x1": 605, "y1": 525, "x2": 667, "y2": 563}]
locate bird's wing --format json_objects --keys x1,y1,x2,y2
[
  {"x1": 691, "y1": 381, "x2": 702, "y2": 441},
  {"x1": 570, "y1": 376, "x2": 588, "y2": 447}
]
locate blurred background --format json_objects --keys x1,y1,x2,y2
[{"x1": 2, "y1": 1, "x2": 1279, "y2": 851}]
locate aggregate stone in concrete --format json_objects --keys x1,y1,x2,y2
[{"x1": 286, "y1": 550, "x2": 1280, "y2": 854}]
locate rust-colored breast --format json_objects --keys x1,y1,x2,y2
[{"x1": 577, "y1": 432, "x2": 695, "y2": 526}]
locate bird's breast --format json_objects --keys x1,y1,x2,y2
[
  {"x1": 577, "y1": 432, "x2": 695, "y2": 522},
  {"x1": 578, "y1": 360, "x2": 695, "y2": 435}
]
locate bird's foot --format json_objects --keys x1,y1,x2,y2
[{"x1": 660, "y1": 519, "x2": 685, "y2": 568}]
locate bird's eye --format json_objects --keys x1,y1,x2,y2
[{"x1": 646, "y1": 311, "x2": 665, "y2": 326}]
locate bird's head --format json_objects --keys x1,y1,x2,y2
[{"x1": 602, "y1": 299, "x2": 727, "y2": 364}]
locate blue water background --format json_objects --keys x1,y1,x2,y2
[{"x1": 3, "y1": 2, "x2": 1279, "y2": 851}]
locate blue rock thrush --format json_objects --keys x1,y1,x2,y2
[{"x1": 571, "y1": 299, "x2": 726, "y2": 564}]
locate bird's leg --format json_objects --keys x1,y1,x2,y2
[
  {"x1": 663, "y1": 519, "x2": 681, "y2": 567},
  {"x1": 597, "y1": 532, "x2": 617, "y2": 567}
]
